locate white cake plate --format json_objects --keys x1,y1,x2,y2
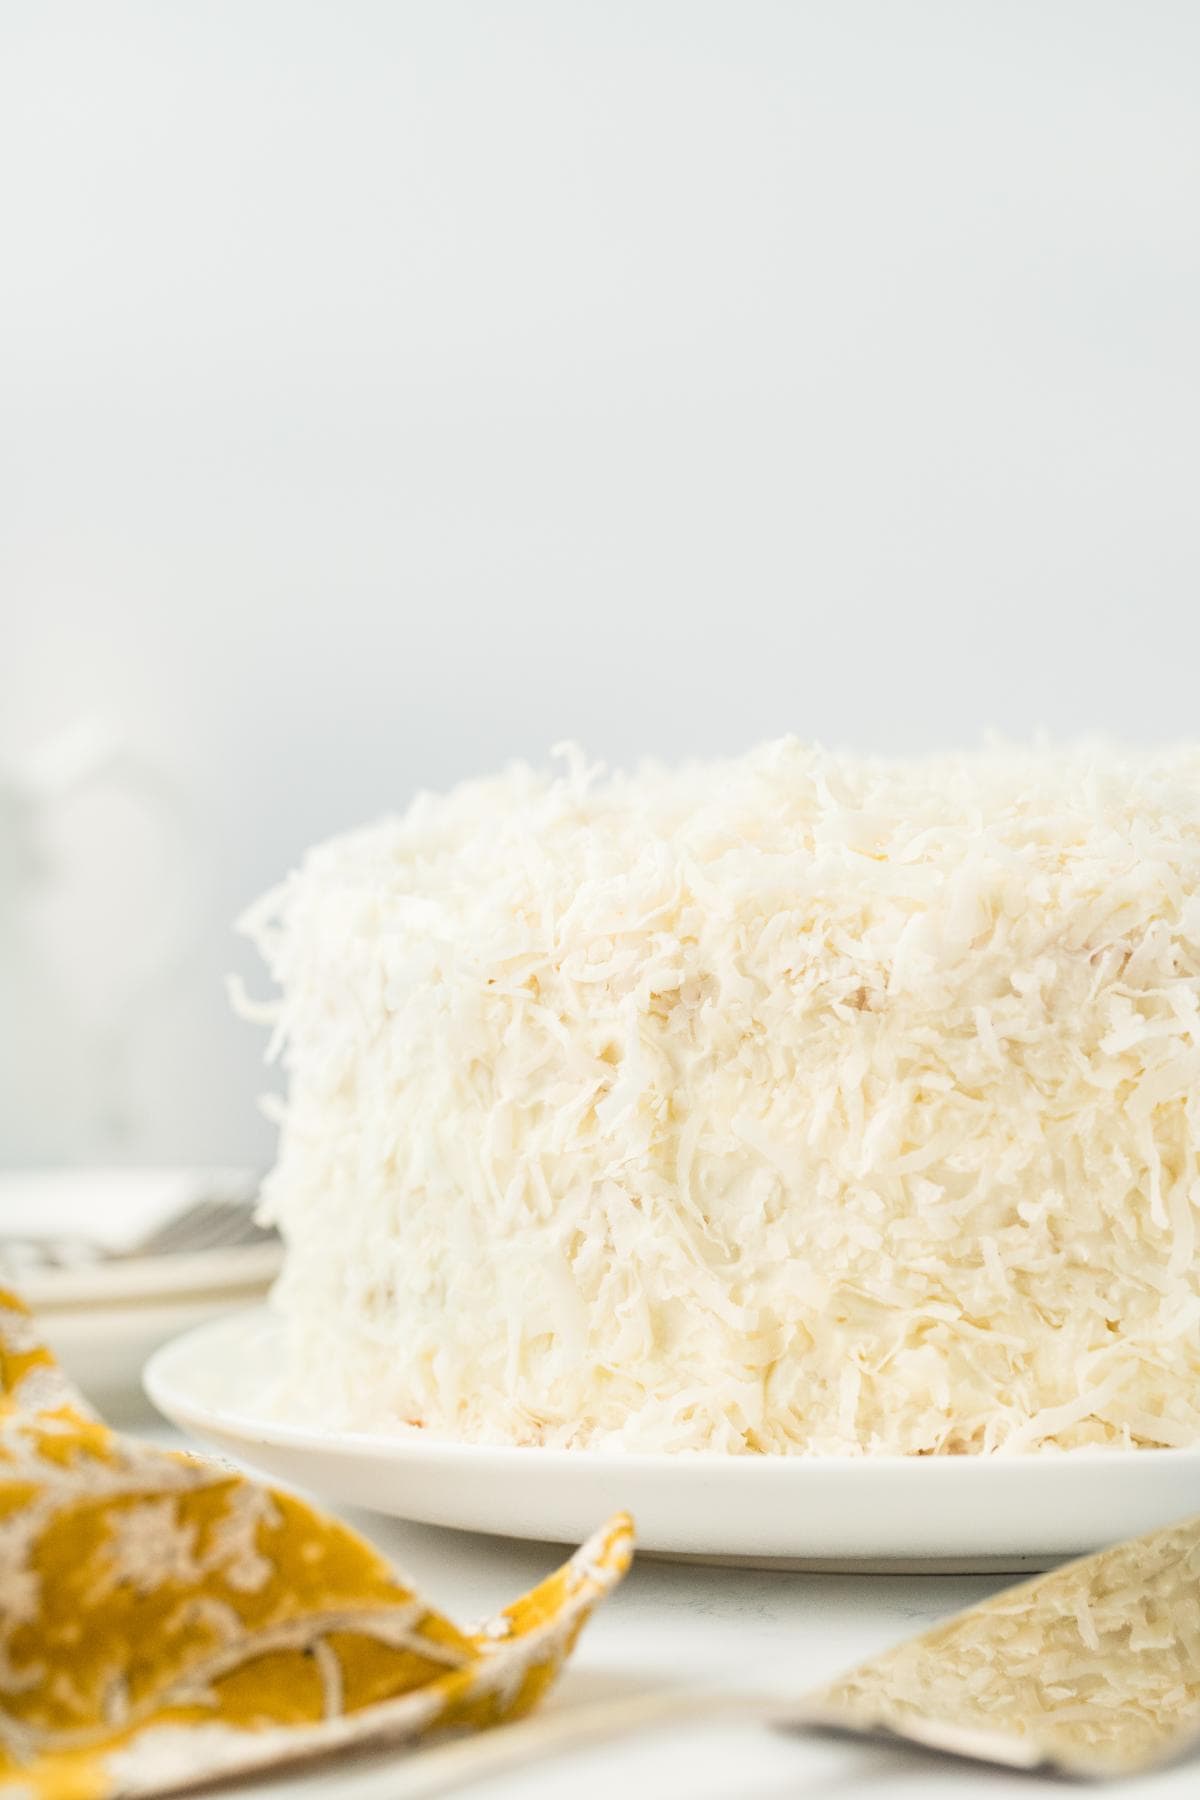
[{"x1": 145, "y1": 1308, "x2": 1200, "y2": 1573}]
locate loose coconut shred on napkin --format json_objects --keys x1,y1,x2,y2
[{"x1": 0, "y1": 1291, "x2": 633, "y2": 1798}]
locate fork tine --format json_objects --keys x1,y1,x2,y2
[
  {"x1": 133, "y1": 1197, "x2": 268, "y2": 1258},
  {"x1": 211, "y1": 1207, "x2": 276, "y2": 1249},
  {"x1": 135, "y1": 1199, "x2": 225, "y2": 1256}
]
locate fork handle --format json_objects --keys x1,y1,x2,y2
[{"x1": 386, "y1": 1690, "x2": 782, "y2": 1798}]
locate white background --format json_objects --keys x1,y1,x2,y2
[{"x1": 3, "y1": 1, "x2": 1199, "y2": 1167}]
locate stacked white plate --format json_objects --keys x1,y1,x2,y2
[{"x1": 0, "y1": 1168, "x2": 281, "y2": 1408}]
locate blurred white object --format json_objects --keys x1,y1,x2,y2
[
  {"x1": 0, "y1": 721, "x2": 198, "y2": 1161},
  {"x1": 0, "y1": 1167, "x2": 280, "y2": 1408}
]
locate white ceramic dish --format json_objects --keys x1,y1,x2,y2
[
  {"x1": 1, "y1": 1169, "x2": 282, "y2": 1407},
  {"x1": 145, "y1": 1308, "x2": 1200, "y2": 1571},
  {"x1": 32, "y1": 1247, "x2": 281, "y2": 1410},
  {"x1": 20, "y1": 1243, "x2": 281, "y2": 1410},
  {"x1": 42, "y1": 1288, "x2": 273, "y2": 1411},
  {"x1": 17, "y1": 1240, "x2": 282, "y2": 1312}
]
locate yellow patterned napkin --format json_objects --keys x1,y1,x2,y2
[{"x1": 0, "y1": 1291, "x2": 634, "y2": 1798}]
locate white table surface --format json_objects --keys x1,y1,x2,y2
[{"x1": 137, "y1": 1406, "x2": 1197, "y2": 1800}]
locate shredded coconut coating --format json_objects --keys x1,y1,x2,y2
[
  {"x1": 242, "y1": 740, "x2": 1200, "y2": 1455},
  {"x1": 818, "y1": 1517, "x2": 1200, "y2": 1771}
]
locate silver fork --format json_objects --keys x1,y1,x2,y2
[
  {"x1": 131, "y1": 1195, "x2": 275, "y2": 1258},
  {"x1": 0, "y1": 1186, "x2": 275, "y2": 1273}
]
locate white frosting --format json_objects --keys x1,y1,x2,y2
[{"x1": 241, "y1": 740, "x2": 1200, "y2": 1454}]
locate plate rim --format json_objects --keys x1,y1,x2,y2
[{"x1": 18, "y1": 1242, "x2": 282, "y2": 1311}]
